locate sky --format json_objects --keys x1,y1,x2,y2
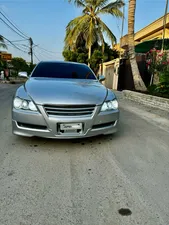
[{"x1": 0, "y1": 0, "x2": 168, "y2": 64}]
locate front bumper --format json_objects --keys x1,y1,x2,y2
[{"x1": 12, "y1": 105, "x2": 119, "y2": 139}]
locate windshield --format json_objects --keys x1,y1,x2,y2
[{"x1": 31, "y1": 62, "x2": 96, "y2": 79}]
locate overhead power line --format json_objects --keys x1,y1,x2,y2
[
  {"x1": 0, "y1": 10, "x2": 34, "y2": 63},
  {"x1": 0, "y1": 10, "x2": 29, "y2": 39},
  {"x1": 35, "y1": 48, "x2": 63, "y2": 61},
  {"x1": 34, "y1": 53, "x2": 40, "y2": 62},
  {"x1": 9, "y1": 39, "x2": 28, "y2": 43},
  {"x1": 0, "y1": 8, "x2": 61, "y2": 63},
  {"x1": 16, "y1": 44, "x2": 30, "y2": 50},
  {"x1": 36, "y1": 48, "x2": 57, "y2": 58},
  {"x1": 3, "y1": 36, "x2": 28, "y2": 54},
  {"x1": 0, "y1": 17, "x2": 28, "y2": 40},
  {"x1": 0, "y1": 7, "x2": 29, "y2": 38},
  {"x1": 37, "y1": 46, "x2": 62, "y2": 54},
  {"x1": 35, "y1": 48, "x2": 56, "y2": 59},
  {"x1": 6, "y1": 43, "x2": 28, "y2": 52}
]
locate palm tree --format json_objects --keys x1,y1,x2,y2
[
  {"x1": 0, "y1": 35, "x2": 7, "y2": 49},
  {"x1": 66, "y1": 0, "x2": 124, "y2": 66},
  {"x1": 128, "y1": 0, "x2": 147, "y2": 91}
]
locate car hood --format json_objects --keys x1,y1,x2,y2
[{"x1": 25, "y1": 78, "x2": 108, "y2": 105}]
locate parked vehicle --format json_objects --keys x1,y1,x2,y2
[{"x1": 12, "y1": 61, "x2": 119, "y2": 139}]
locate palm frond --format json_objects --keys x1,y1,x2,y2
[
  {"x1": 65, "y1": 15, "x2": 91, "y2": 49},
  {"x1": 86, "y1": 18, "x2": 96, "y2": 49},
  {"x1": 96, "y1": 27, "x2": 105, "y2": 53},
  {"x1": 65, "y1": 0, "x2": 120, "y2": 56},
  {"x1": 0, "y1": 43, "x2": 7, "y2": 49},
  {"x1": 0, "y1": 35, "x2": 7, "y2": 49},
  {"x1": 65, "y1": 16, "x2": 84, "y2": 31},
  {"x1": 68, "y1": 0, "x2": 86, "y2": 8},
  {"x1": 95, "y1": 0, "x2": 109, "y2": 8},
  {"x1": 97, "y1": 18, "x2": 117, "y2": 44},
  {"x1": 97, "y1": 0, "x2": 124, "y2": 17},
  {"x1": 0, "y1": 35, "x2": 5, "y2": 42}
]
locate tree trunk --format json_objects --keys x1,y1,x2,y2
[
  {"x1": 88, "y1": 45, "x2": 91, "y2": 67},
  {"x1": 128, "y1": 0, "x2": 147, "y2": 91}
]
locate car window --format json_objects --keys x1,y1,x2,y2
[{"x1": 31, "y1": 62, "x2": 96, "y2": 80}]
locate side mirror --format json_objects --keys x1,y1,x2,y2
[
  {"x1": 98, "y1": 75, "x2": 105, "y2": 82},
  {"x1": 18, "y1": 72, "x2": 28, "y2": 78}
]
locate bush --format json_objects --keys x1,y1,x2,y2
[
  {"x1": 147, "y1": 84, "x2": 157, "y2": 94},
  {"x1": 155, "y1": 82, "x2": 169, "y2": 96},
  {"x1": 148, "y1": 83, "x2": 169, "y2": 98},
  {"x1": 146, "y1": 49, "x2": 169, "y2": 98}
]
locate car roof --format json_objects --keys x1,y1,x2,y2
[{"x1": 38, "y1": 61, "x2": 86, "y2": 66}]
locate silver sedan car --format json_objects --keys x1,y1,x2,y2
[{"x1": 12, "y1": 61, "x2": 119, "y2": 139}]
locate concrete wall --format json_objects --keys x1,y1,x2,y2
[
  {"x1": 98, "y1": 58, "x2": 120, "y2": 90},
  {"x1": 123, "y1": 90, "x2": 169, "y2": 111}
]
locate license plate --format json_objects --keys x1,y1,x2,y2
[{"x1": 60, "y1": 123, "x2": 82, "y2": 130}]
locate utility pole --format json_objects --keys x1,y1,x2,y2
[
  {"x1": 162, "y1": 0, "x2": 169, "y2": 51},
  {"x1": 29, "y1": 37, "x2": 34, "y2": 64}
]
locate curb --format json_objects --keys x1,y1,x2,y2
[{"x1": 123, "y1": 90, "x2": 169, "y2": 112}]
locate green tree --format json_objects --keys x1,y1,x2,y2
[
  {"x1": 63, "y1": 42, "x2": 119, "y2": 73},
  {"x1": 63, "y1": 50, "x2": 78, "y2": 62},
  {"x1": 0, "y1": 35, "x2": 7, "y2": 68},
  {"x1": 0, "y1": 35, "x2": 7, "y2": 49},
  {"x1": 11, "y1": 57, "x2": 29, "y2": 76},
  {"x1": 90, "y1": 43, "x2": 119, "y2": 73},
  {"x1": 65, "y1": 0, "x2": 124, "y2": 65},
  {"x1": 0, "y1": 59, "x2": 7, "y2": 71}
]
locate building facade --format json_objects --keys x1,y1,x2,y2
[
  {"x1": 0, "y1": 51, "x2": 12, "y2": 61},
  {"x1": 120, "y1": 13, "x2": 169, "y2": 50}
]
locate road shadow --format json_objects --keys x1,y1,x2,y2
[
  {"x1": 11, "y1": 120, "x2": 127, "y2": 152},
  {"x1": 10, "y1": 109, "x2": 131, "y2": 152},
  {"x1": 14, "y1": 133, "x2": 113, "y2": 148}
]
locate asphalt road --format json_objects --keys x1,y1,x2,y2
[{"x1": 0, "y1": 84, "x2": 169, "y2": 225}]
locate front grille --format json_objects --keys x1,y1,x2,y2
[{"x1": 44, "y1": 104, "x2": 95, "y2": 117}]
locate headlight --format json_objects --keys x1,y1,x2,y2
[
  {"x1": 28, "y1": 101, "x2": 37, "y2": 111},
  {"x1": 101, "y1": 99, "x2": 118, "y2": 112},
  {"x1": 13, "y1": 97, "x2": 38, "y2": 111},
  {"x1": 13, "y1": 97, "x2": 22, "y2": 109}
]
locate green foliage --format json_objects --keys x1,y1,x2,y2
[
  {"x1": 146, "y1": 49, "x2": 169, "y2": 98},
  {"x1": 101, "y1": 42, "x2": 119, "y2": 61},
  {"x1": 146, "y1": 49, "x2": 169, "y2": 82},
  {"x1": 155, "y1": 82, "x2": 169, "y2": 96},
  {"x1": 148, "y1": 83, "x2": 169, "y2": 98},
  {"x1": 147, "y1": 84, "x2": 157, "y2": 94},
  {"x1": 0, "y1": 56, "x2": 36, "y2": 78},
  {"x1": 11, "y1": 57, "x2": 29, "y2": 73},
  {"x1": 0, "y1": 35, "x2": 7, "y2": 49},
  {"x1": 62, "y1": 42, "x2": 119, "y2": 73},
  {"x1": 10, "y1": 58, "x2": 36, "y2": 77},
  {"x1": 0, "y1": 59, "x2": 7, "y2": 70},
  {"x1": 77, "y1": 53, "x2": 87, "y2": 63},
  {"x1": 62, "y1": 50, "x2": 78, "y2": 62},
  {"x1": 89, "y1": 50, "x2": 103, "y2": 73}
]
